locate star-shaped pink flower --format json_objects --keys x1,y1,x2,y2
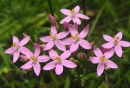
[
  {"x1": 60, "y1": 5, "x2": 89, "y2": 25},
  {"x1": 62, "y1": 24, "x2": 91, "y2": 52},
  {"x1": 90, "y1": 47, "x2": 118, "y2": 76},
  {"x1": 40, "y1": 26, "x2": 69, "y2": 51},
  {"x1": 43, "y1": 49, "x2": 77, "y2": 75},
  {"x1": 5, "y1": 36, "x2": 30, "y2": 63},
  {"x1": 102, "y1": 32, "x2": 130, "y2": 57},
  {"x1": 20, "y1": 43, "x2": 50, "y2": 76}
]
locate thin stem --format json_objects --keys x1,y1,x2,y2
[
  {"x1": 48, "y1": 0, "x2": 54, "y2": 16},
  {"x1": 82, "y1": 0, "x2": 87, "y2": 26}
]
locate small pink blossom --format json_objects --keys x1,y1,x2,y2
[
  {"x1": 20, "y1": 43, "x2": 50, "y2": 76},
  {"x1": 40, "y1": 26, "x2": 69, "y2": 51},
  {"x1": 43, "y1": 49, "x2": 77, "y2": 75},
  {"x1": 102, "y1": 32, "x2": 130, "y2": 57},
  {"x1": 60, "y1": 5, "x2": 89, "y2": 25},
  {"x1": 90, "y1": 47, "x2": 118, "y2": 76},
  {"x1": 62, "y1": 24, "x2": 91, "y2": 52},
  {"x1": 5, "y1": 36, "x2": 30, "y2": 63}
]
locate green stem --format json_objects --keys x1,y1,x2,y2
[{"x1": 50, "y1": 71, "x2": 59, "y2": 88}]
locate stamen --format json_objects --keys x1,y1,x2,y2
[
  {"x1": 52, "y1": 56, "x2": 61, "y2": 64},
  {"x1": 100, "y1": 55, "x2": 107, "y2": 62},
  {"x1": 12, "y1": 42, "x2": 16, "y2": 47},
  {"x1": 30, "y1": 56, "x2": 37, "y2": 62},
  {"x1": 70, "y1": 9, "x2": 74, "y2": 13},
  {"x1": 114, "y1": 36, "x2": 119, "y2": 44},
  {"x1": 72, "y1": 34, "x2": 79, "y2": 42},
  {"x1": 49, "y1": 31, "x2": 58, "y2": 41}
]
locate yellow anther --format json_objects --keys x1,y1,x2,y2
[
  {"x1": 12, "y1": 42, "x2": 16, "y2": 47},
  {"x1": 30, "y1": 56, "x2": 37, "y2": 62},
  {"x1": 100, "y1": 55, "x2": 107, "y2": 62},
  {"x1": 52, "y1": 56, "x2": 61, "y2": 64},
  {"x1": 72, "y1": 34, "x2": 78, "y2": 39},
  {"x1": 114, "y1": 36, "x2": 119, "y2": 44},
  {"x1": 49, "y1": 31, "x2": 52, "y2": 36},
  {"x1": 49, "y1": 31, "x2": 58, "y2": 41},
  {"x1": 70, "y1": 9, "x2": 74, "y2": 13}
]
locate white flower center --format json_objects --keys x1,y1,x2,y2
[
  {"x1": 70, "y1": 9, "x2": 75, "y2": 18},
  {"x1": 50, "y1": 32, "x2": 58, "y2": 41}
]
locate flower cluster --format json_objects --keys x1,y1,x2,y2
[{"x1": 5, "y1": 5, "x2": 130, "y2": 77}]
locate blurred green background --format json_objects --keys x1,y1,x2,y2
[{"x1": 0, "y1": 0, "x2": 130, "y2": 88}]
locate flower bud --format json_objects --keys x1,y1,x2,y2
[
  {"x1": 55, "y1": 22, "x2": 59, "y2": 30},
  {"x1": 63, "y1": 21, "x2": 69, "y2": 31},
  {"x1": 81, "y1": 52, "x2": 87, "y2": 60},
  {"x1": 90, "y1": 42, "x2": 95, "y2": 47},
  {"x1": 39, "y1": 44, "x2": 46, "y2": 48},
  {"x1": 20, "y1": 55, "x2": 28, "y2": 62},
  {"x1": 105, "y1": 66, "x2": 110, "y2": 70},
  {"x1": 48, "y1": 14, "x2": 56, "y2": 24}
]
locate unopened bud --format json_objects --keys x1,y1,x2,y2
[
  {"x1": 48, "y1": 14, "x2": 56, "y2": 24},
  {"x1": 81, "y1": 52, "x2": 87, "y2": 60},
  {"x1": 90, "y1": 42, "x2": 95, "y2": 47},
  {"x1": 55, "y1": 22, "x2": 59, "y2": 30},
  {"x1": 69, "y1": 57, "x2": 74, "y2": 62},
  {"x1": 23, "y1": 33, "x2": 29, "y2": 38},
  {"x1": 105, "y1": 66, "x2": 110, "y2": 70},
  {"x1": 39, "y1": 44, "x2": 46, "y2": 48},
  {"x1": 20, "y1": 55, "x2": 28, "y2": 62},
  {"x1": 63, "y1": 21, "x2": 69, "y2": 31}
]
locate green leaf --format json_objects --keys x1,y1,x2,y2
[{"x1": 64, "y1": 75, "x2": 70, "y2": 88}]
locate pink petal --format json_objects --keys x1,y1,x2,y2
[
  {"x1": 34, "y1": 43, "x2": 40, "y2": 57},
  {"x1": 43, "y1": 61, "x2": 56, "y2": 70},
  {"x1": 55, "y1": 64, "x2": 63, "y2": 75},
  {"x1": 33, "y1": 62, "x2": 41, "y2": 76},
  {"x1": 44, "y1": 41, "x2": 54, "y2": 51},
  {"x1": 62, "y1": 38, "x2": 73, "y2": 45},
  {"x1": 103, "y1": 35, "x2": 113, "y2": 41},
  {"x1": 97, "y1": 63, "x2": 104, "y2": 76},
  {"x1": 70, "y1": 43, "x2": 79, "y2": 52},
  {"x1": 106, "y1": 60, "x2": 118, "y2": 68},
  {"x1": 102, "y1": 42, "x2": 114, "y2": 49},
  {"x1": 13, "y1": 36, "x2": 19, "y2": 44},
  {"x1": 72, "y1": 17, "x2": 81, "y2": 25},
  {"x1": 60, "y1": 16, "x2": 72, "y2": 24},
  {"x1": 55, "y1": 40, "x2": 66, "y2": 51},
  {"x1": 5, "y1": 47, "x2": 15, "y2": 54},
  {"x1": 79, "y1": 39, "x2": 91, "y2": 49},
  {"x1": 20, "y1": 36, "x2": 30, "y2": 46},
  {"x1": 74, "y1": 5, "x2": 80, "y2": 13},
  {"x1": 20, "y1": 61, "x2": 33, "y2": 69},
  {"x1": 93, "y1": 47, "x2": 103, "y2": 57},
  {"x1": 60, "y1": 9, "x2": 71, "y2": 15},
  {"x1": 49, "y1": 49, "x2": 59, "y2": 58},
  {"x1": 119, "y1": 41, "x2": 130, "y2": 47},
  {"x1": 78, "y1": 25, "x2": 89, "y2": 38},
  {"x1": 62, "y1": 60, "x2": 77, "y2": 68},
  {"x1": 115, "y1": 45, "x2": 122, "y2": 57},
  {"x1": 38, "y1": 55, "x2": 50, "y2": 62},
  {"x1": 104, "y1": 48, "x2": 114, "y2": 58},
  {"x1": 73, "y1": 22, "x2": 78, "y2": 29},
  {"x1": 69, "y1": 25, "x2": 78, "y2": 36},
  {"x1": 60, "y1": 50, "x2": 71, "y2": 60},
  {"x1": 77, "y1": 13, "x2": 89, "y2": 19},
  {"x1": 13, "y1": 51, "x2": 20, "y2": 63},
  {"x1": 51, "y1": 26, "x2": 57, "y2": 35},
  {"x1": 115, "y1": 32, "x2": 122, "y2": 41},
  {"x1": 19, "y1": 47, "x2": 31, "y2": 55},
  {"x1": 40, "y1": 36, "x2": 51, "y2": 42},
  {"x1": 57, "y1": 31, "x2": 69, "y2": 39},
  {"x1": 89, "y1": 56, "x2": 100, "y2": 64}
]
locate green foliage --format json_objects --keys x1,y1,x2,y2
[{"x1": 0, "y1": 0, "x2": 130, "y2": 88}]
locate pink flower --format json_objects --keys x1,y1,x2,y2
[
  {"x1": 43, "y1": 49, "x2": 77, "y2": 75},
  {"x1": 5, "y1": 36, "x2": 30, "y2": 63},
  {"x1": 62, "y1": 25, "x2": 91, "y2": 52},
  {"x1": 102, "y1": 32, "x2": 130, "y2": 57},
  {"x1": 90, "y1": 47, "x2": 118, "y2": 76},
  {"x1": 20, "y1": 43, "x2": 50, "y2": 76},
  {"x1": 60, "y1": 5, "x2": 89, "y2": 25},
  {"x1": 40, "y1": 26, "x2": 69, "y2": 51}
]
